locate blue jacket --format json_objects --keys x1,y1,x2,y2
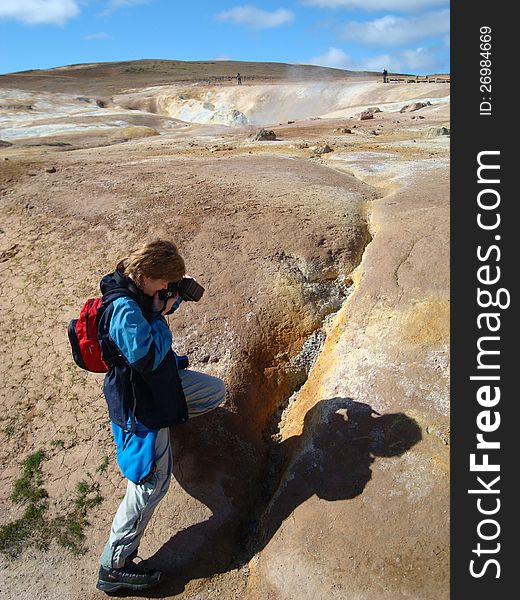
[
  {"x1": 111, "y1": 416, "x2": 158, "y2": 484},
  {"x1": 97, "y1": 270, "x2": 189, "y2": 432}
]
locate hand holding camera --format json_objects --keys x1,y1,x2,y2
[
  {"x1": 152, "y1": 289, "x2": 177, "y2": 315},
  {"x1": 157, "y1": 277, "x2": 205, "y2": 315}
]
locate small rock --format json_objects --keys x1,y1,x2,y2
[
  {"x1": 335, "y1": 127, "x2": 353, "y2": 134},
  {"x1": 426, "y1": 126, "x2": 450, "y2": 138},
  {"x1": 2, "y1": 103, "x2": 32, "y2": 111},
  {"x1": 46, "y1": 167, "x2": 57, "y2": 173},
  {"x1": 0, "y1": 244, "x2": 20, "y2": 261},
  {"x1": 400, "y1": 101, "x2": 431, "y2": 113},
  {"x1": 287, "y1": 120, "x2": 295, "y2": 124},
  {"x1": 358, "y1": 107, "x2": 381, "y2": 120},
  {"x1": 210, "y1": 145, "x2": 235, "y2": 152},
  {"x1": 313, "y1": 144, "x2": 334, "y2": 155},
  {"x1": 250, "y1": 129, "x2": 277, "y2": 141}
]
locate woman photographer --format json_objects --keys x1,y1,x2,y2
[{"x1": 95, "y1": 239, "x2": 225, "y2": 593}]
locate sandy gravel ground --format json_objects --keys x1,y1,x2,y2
[{"x1": 0, "y1": 78, "x2": 449, "y2": 600}]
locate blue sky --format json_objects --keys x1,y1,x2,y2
[{"x1": 0, "y1": 1, "x2": 450, "y2": 75}]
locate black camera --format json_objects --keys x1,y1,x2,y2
[{"x1": 158, "y1": 277, "x2": 205, "y2": 303}]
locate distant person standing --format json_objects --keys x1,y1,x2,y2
[
  {"x1": 383, "y1": 69, "x2": 388, "y2": 83},
  {"x1": 236, "y1": 72, "x2": 242, "y2": 85}
]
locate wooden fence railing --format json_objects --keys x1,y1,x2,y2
[{"x1": 386, "y1": 75, "x2": 450, "y2": 83}]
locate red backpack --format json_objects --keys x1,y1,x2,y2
[{"x1": 67, "y1": 298, "x2": 108, "y2": 373}]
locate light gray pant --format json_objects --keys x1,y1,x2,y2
[{"x1": 99, "y1": 369, "x2": 225, "y2": 569}]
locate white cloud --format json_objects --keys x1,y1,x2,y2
[
  {"x1": 0, "y1": 0, "x2": 80, "y2": 25},
  {"x1": 309, "y1": 47, "x2": 354, "y2": 69},
  {"x1": 301, "y1": 0, "x2": 447, "y2": 11},
  {"x1": 343, "y1": 9, "x2": 449, "y2": 46},
  {"x1": 84, "y1": 32, "x2": 112, "y2": 40},
  {"x1": 309, "y1": 45, "x2": 445, "y2": 73},
  {"x1": 215, "y1": 5, "x2": 295, "y2": 28},
  {"x1": 397, "y1": 47, "x2": 443, "y2": 71}
]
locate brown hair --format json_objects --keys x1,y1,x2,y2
[{"x1": 117, "y1": 239, "x2": 185, "y2": 285}]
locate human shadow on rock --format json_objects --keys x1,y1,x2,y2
[
  {"x1": 136, "y1": 398, "x2": 421, "y2": 598},
  {"x1": 251, "y1": 397, "x2": 422, "y2": 553}
]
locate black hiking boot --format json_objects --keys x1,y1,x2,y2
[
  {"x1": 96, "y1": 561, "x2": 162, "y2": 593},
  {"x1": 125, "y1": 547, "x2": 139, "y2": 564}
]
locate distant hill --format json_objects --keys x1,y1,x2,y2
[{"x1": 0, "y1": 59, "x2": 383, "y2": 95}]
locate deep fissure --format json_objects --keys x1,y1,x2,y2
[{"x1": 230, "y1": 212, "x2": 375, "y2": 567}]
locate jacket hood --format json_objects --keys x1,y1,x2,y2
[{"x1": 100, "y1": 270, "x2": 150, "y2": 310}]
